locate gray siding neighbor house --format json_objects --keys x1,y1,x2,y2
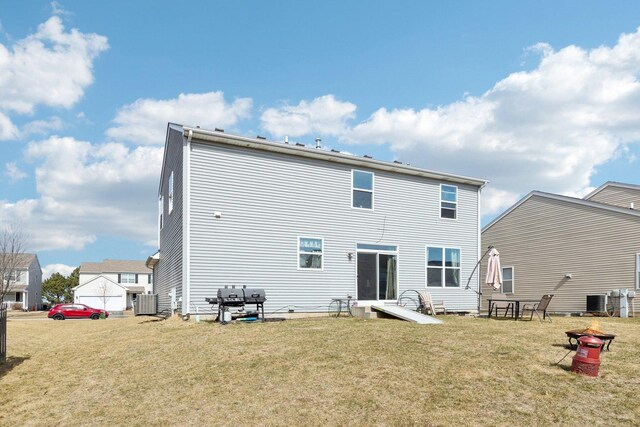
[
  {"x1": 1, "y1": 253, "x2": 42, "y2": 310},
  {"x1": 481, "y1": 182, "x2": 640, "y2": 314},
  {"x1": 152, "y1": 123, "x2": 487, "y2": 316}
]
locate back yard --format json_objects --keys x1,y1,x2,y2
[{"x1": 1, "y1": 313, "x2": 639, "y2": 426}]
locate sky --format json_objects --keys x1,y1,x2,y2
[{"x1": 1, "y1": 1, "x2": 640, "y2": 279}]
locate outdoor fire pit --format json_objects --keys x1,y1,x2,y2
[{"x1": 565, "y1": 320, "x2": 615, "y2": 351}]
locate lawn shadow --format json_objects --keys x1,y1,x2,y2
[
  {"x1": 552, "y1": 343, "x2": 574, "y2": 350},
  {"x1": 137, "y1": 316, "x2": 169, "y2": 324},
  {"x1": 0, "y1": 356, "x2": 30, "y2": 379}
]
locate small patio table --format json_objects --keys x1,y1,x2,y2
[{"x1": 487, "y1": 298, "x2": 541, "y2": 320}]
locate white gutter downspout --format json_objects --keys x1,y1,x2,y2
[
  {"x1": 182, "y1": 129, "x2": 193, "y2": 315},
  {"x1": 477, "y1": 187, "x2": 482, "y2": 314}
]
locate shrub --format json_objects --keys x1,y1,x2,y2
[{"x1": 11, "y1": 302, "x2": 23, "y2": 311}]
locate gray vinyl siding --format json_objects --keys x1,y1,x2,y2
[
  {"x1": 481, "y1": 195, "x2": 640, "y2": 313},
  {"x1": 586, "y1": 185, "x2": 640, "y2": 210},
  {"x1": 27, "y1": 257, "x2": 42, "y2": 310},
  {"x1": 187, "y1": 139, "x2": 481, "y2": 314},
  {"x1": 156, "y1": 127, "x2": 184, "y2": 311}
]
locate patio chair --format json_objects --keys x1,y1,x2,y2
[
  {"x1": 418, "y1": 291, "x2": 446, "y2": 315},
  {"x1": 520, "y1": 294, "x2": 553, "y2": 322},
  {"x1": 488, "y1": 294, "x2": 515, "y2": 319}
]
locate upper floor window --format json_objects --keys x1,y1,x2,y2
[
  {"x1": 119, "y1": 273, "x2": 137, "y2": 284},
  {"x1": 299, "y1": 237, "x2": 323, "y2": 269},
  {"x1": 502, "y1": 266, "x2": 514, "y2": 294},
  {"x1": 426, "y1": 246, "x2": 460, "y2": 287},
  {"x1": 440, "y1": 184, "x2": 457, "y2": 219},
  {"x1": 168, "y1": 172, "x2": 174, "y2": 214},
  {"x1": 159, "y1": 196, "x2": 164, "y2": 230},
  {"x1": 352, "y1": 170, "x2": 374, "y2": 209},
  {"x1": 3, "y1": 270, "x2": 21, "y2": 282}
]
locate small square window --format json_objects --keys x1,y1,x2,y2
[{"x1": 299, "y1": 237, "x2": 323, "y2": 269}]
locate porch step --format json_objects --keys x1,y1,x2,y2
[{"x1": 351, "y1": 306, "x2": 380, "y2": 319}]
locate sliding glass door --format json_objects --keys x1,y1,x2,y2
[{"x1": 356, "y1": 244, "x2": 398, "y2": 301}]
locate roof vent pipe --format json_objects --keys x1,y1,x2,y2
[
  {"x1": 285, "y1": 136, "x2": 289, "y2": 144},
  {"x1": 631, "y1": 202, "x2": 635, "y2": 209},
  {"x1": 315, "y1": 137, "x2": 322, "y2": 149}
]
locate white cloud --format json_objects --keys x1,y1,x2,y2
[
  {"x1": 260, "y1": 95, "x2": 356, "y2": 138},
  {"x1": 23, "y1": 116, "x2": 64, "y2": 136},
  {"x1": 0, "y1": 136, "x2": 163, "y2": 251},
  {"x1": 0, "y1": 16, "x2": 108, "y2": 114},
  {"x1": 0, "y1": 111, "x2": 18, "y2": 140},
  {"x1": 339, "y1": 27, "x2": 640, "y2": 215},
  {"x1": 106, "y1": 91, "x2": 252, "y2": 145},
  {"x1": 5, "y1": 162, "x2": 27, "y2": 182},
  {"x1": 42, "y1": 263, "x2": 76, "y2": 280}
]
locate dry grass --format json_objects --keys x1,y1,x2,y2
[{"x1": 1, "y1": 313, "x2": 639, "y2": 426}]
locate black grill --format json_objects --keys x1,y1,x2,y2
[
  {"x1": 206, "y1": 286, "x2": 266, "y2": 323},
  {"x1": 217, "y1": 288, "x2": 245, "y2": 306},
  {"x1": 243, "y1": 288, "x2": 266, "y2": 304}
]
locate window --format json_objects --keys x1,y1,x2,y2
[
  {"x1": 298, "y1": 237, "x2": 323, "y2": 269},
  {"x1": 440, "y1": 184, "x2": 457, "y2": 219},
  {"x1": 502, "y1": 267, "x2": 514, "y2": 294},
  {"x1": 426, "y1": 246, "x2": 461, "y2": 287},
  {"x1": 119, "y1": 273, "x2": 137, "y2": 284},
  {"x1": 3, "y1": 271, "x2": 20, "y2": 282},
  {"x1": 168, "y1": 172, "x2": 174, "y2": 214},
  {"x1": 352, "y1": 170, "x2": 374, "y2": 209},
  {"x1": 159, "y1": 196, "x2": 164, "y2": 229}
]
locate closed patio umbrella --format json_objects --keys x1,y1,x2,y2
[{"x1": 485, "y1": 247, "x2": 502, "y2": 291}]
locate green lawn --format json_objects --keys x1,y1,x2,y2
[{"x1": 1, "y1": 313, "x2": 639, "y2": 426}]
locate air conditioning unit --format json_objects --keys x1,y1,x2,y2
[{"x1": 134, "y1": 294, "x2": 158, "y2": 316}]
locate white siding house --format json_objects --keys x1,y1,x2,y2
[
  {"x1": 1, "y1": 253, "x2": 42, "y2": 310},
  {"x1": 75, "y1": 260, "x2": 152, "y2": 312},
  {"x1": 152, "y1": 124, "x2": 488, "y2": 315}
]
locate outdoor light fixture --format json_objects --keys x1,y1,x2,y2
[
  {"x1": 565, "y1": 273, "x2": 573, "y2": 279},
  {"x1": 213, "y1": 211, "x2": 222, "y2": 219},
  {"x1": 347, "y1": 252, "x2": 353, "y2": 261}
]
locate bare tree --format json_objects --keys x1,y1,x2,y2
[
  {"x1": 0, "y1": 224, "x2": 27, "y2": 307},
  {"x1": 96, "y1": 279, "x2": 113, "y2": 314}
]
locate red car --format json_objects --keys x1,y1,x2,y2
[{"x1": 48, "y1": 303, "x2": 109, "y2": 320}]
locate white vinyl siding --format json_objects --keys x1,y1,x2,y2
[
  {"x1": 352, "y1": 170, "x2": 374, "y2": 210},
  {"x1": 502, "y1": 266, "x2": 514, "y2": 294},
  {"x1": 298, "y1": 237, "x2": 323, "y2": 270},
  {"x1": 440, "y1": 184, "x2": 457, "y2": 219},
  {"x1": 636, "y1": 253, "x2": 640, "y2": 289}
]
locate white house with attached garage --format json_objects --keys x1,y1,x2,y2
[
  {"x1": 149, "y1": 123, "x2": 488, "y2": 316},
  {"x1": 1, "y1": 253, "x2": 42, "y2": 310},
  {"x1": 74, "y1": 260, "x2": 152, "y2": 312}
]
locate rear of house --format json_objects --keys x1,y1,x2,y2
[
  {"x1": 481, "y1": 185, "x2": 640, "y2": 314},
  {"x1": 153, "y1": 124, "x2": 488, "y2": 316}
]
